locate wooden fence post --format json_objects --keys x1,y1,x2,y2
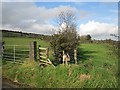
[
  {"x1": 29, "y1": 42, "x2": 33, "y2": 61},
  {"x1": 46, "y1": 48, "x2": 49, "y2": 59},
  {"x1": 74, "y1": 49, "x2": 77, "y2": 64},
  {"x1": 34, "y1": 41, "x2": 37, "y2": 61},
  {"x1": 29, "y1": 41, "x2": 37, "y2": 61},
  {"x1": 38, "y1": 45, "x2": 41, "y2": 60}
]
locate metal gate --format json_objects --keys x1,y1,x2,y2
[{"x1": 2, "y1": 45, "x2": 29, "y2": 63}]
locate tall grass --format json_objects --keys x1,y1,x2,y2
[
  {"x1": 2, "y1": 37, "x2": 118, "y2": 88},
  {"x1": 3, "y1": 60, "x2": 118, "y2": 88}
]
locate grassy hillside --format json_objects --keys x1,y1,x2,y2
[
  {"x1": 2, "y1": 37, "x2": 118, "y2": 88},
  {"x1": 2, "y1": 37, "x2": 50, "y2": 47}
]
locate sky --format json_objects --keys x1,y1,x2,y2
[{"x1": 1, "y1": 1, "x2": 119, "y2": 40}]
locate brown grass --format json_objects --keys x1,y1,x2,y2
[{"x1": 79, "y1": 74, "x2": 91, "y2": 81}]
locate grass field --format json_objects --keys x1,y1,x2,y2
[
  {"x1": 2, "y1": 37, "x2": 118, "y2": 88},
  {"x1": 2, "y1": 37, "x2": 54, "y2": 62},
  {"x1": 3, "y1": 37, "x2": 50, "y2": 47}
]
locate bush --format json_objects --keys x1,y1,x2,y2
[{"x1": 50, "y1": 11, "x2": 79, "y2": 63}]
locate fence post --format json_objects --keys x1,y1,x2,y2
[
  {"x1": 74, "y1": 49, "x2": 77, "y2": 64},
  {"x1": 14, "y1": 45, "x2": 15, "y2": 62},
  {"x1": 46, "y1": 48, "x2": 49, "y2": 59},
  {"x1": 29, "y1": 42, "x2": 33, "y2": 61},
  {"x1": 38, "y1": 45, "x2": 41, "y2": 60},
  {"x1": 34, "y1": 41, "x2": 37, "y2": 61},
  {"x1": 29, "y1": 41, "x2": 37, "y2": 61}
]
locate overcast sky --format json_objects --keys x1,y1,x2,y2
[{"x1": 1, "y1": 1, "x2": 118, "y2": 40}]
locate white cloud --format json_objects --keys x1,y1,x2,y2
[
  {"x1": 78, "y1": 20, "x2": 118, "y2": 40},
  {"x1": 1, "y1": 23, "x2": 56, "y2": 35},
  {"x1": 2, "y1": 2, "x2": 78, "y2": 34},
  {"x1": 2, "y1": 2, "x2": 118, "y2": 40},
  {"x1": 2, "y1": 24, "x2": 22, "y2": 31},
  {"x1": 26, "y1": 23, "x2": 55, "y2": 35}
]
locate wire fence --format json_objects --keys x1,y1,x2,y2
[
  {"x1": 2, "y1": 44, "x2": 83, "y2": 64},
  {"x1": 2, "y1": 45, "x2": 29, "y2": 63}
]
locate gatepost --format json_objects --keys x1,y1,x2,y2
[{"x1": 29, "y1": 41, "x2": 37, "y2": 61}]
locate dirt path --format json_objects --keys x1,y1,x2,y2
[{"x1": 2, "y1": 77, "x2": 32, "y2": 89}]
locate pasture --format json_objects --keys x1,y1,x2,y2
[
  {"x1": 2, "y1": 37, "x2": 50, "y2": 47},
  {"x1": 2, "y1": 37, "x2": 118, "y2": 88}
]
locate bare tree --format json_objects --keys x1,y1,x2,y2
[
  {"x1": 57, "y1": 11, "x2": 76, "y2": 29},
  {"x1": 50, "y1": 10, "x2": 79, "y2": 63}
]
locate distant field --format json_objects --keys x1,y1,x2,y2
[
  {"x1": 2, "y1": 37, "x2": 118, "y2": 88},
  {"x1": 2, "y1": 37, "x2": 50, "y2": 47},
  {"x1": 2, "y1": 37, "x2": 54, "y2": 63}
]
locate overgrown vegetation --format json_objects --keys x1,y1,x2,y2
[
  {"x1": 2, "y1": 37, "x2": 118, "y2": 88},
  {"x1": 50, "y1": 11, "x2": 79, "y2": 63}
]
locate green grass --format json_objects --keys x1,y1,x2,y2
[
  {"x1": 2, "y1": 37, "x2": 54, "y2": 62},
  {"x1": 78, "y1": 43, "x2": 118, "y2": 68},
  {"x1": 2, "y1": 37, "x2": 118, "y2": 88},
  {"x1": 3, "y1": 37, "x2": 50, "y2": 47}
]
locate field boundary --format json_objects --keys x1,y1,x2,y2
[{"x1": 2, "y1": 44, "x2": 29, "y2": 63}]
